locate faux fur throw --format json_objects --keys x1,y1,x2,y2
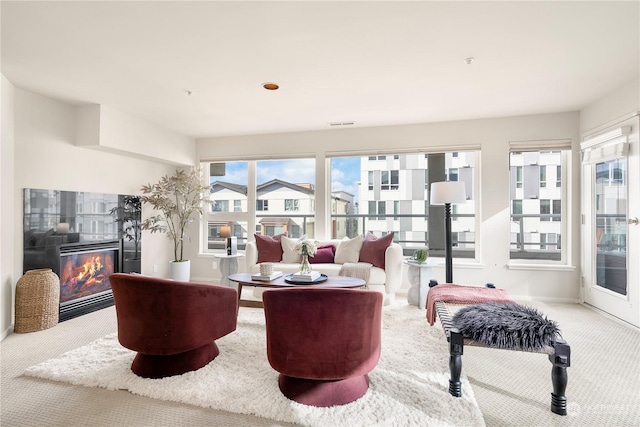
[
  {"x1": 452, "y1": 302, "x2": 561, "y2": 351},
  {"x1": 339, "y1": 262, "x2": 372, "y2": 286}
]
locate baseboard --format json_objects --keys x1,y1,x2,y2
[
  {"x1": 1, "y1": 325, "x2": 14, "y2": 341},
  {"x1": 511, "y1": 295, "x2": 579, "y2": 304},
  {"x1": 582, "y1": 303, "x2": 640, "y2": 330}
]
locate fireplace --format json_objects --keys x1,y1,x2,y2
[
  {"x1": 23, "y1": 188, "x2": 142, "y2": 321},
  {"x1": 58, "y1": 240, "x2": 122, "y2": 321}
]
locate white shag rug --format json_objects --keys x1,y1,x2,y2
[{"x1": 24, "y1": 302, "x2": 485, "y2": 427}]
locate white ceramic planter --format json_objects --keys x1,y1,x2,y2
[{"x1": 169, "y1": 260, "x2": 191, "y2": 282}]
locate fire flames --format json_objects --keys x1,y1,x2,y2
[{"x1": 60, "y1": 252, "x2": 114, "y2": 303}]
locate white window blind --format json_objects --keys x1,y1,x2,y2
[{"x1": 581, "y1": 126, "x2": 631, "y2": 164}]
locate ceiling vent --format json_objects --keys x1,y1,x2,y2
[{"x1": 328, "y1": 121, "x2": 356, "y2": 127}]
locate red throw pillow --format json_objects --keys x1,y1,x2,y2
[
  {"x1": 255, "y1": 232, "x2": 287, "y2": 263},
  {"x1": 359, "y1": 232, "x2": 394, "y2": 269},
  {"x1": 309, "y1": 244, "x2": 336, "y2": 264}
]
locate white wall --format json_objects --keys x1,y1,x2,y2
[
  {"x1": 1, "y1": 85, "x2": 185, "y2": 337},
  {"x1": 580, "y1": 78, "x2": 640, "y2": 135},
  {"x1": 195, "y1": 112, "x2": 582, "y2": 302},
  {"x1": 76, "y1": 104, "x2": 197, "y2": 166},
  {"x1": 1, "y1": 76, "x2": 16, "y2": 339}
]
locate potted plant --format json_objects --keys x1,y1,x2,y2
[
  {"x1": 410, "y1": 248, "x2": 429, "y2": 264},
  {"x1": 140, "y1": 167, "x2": 211, "y2": 281}
]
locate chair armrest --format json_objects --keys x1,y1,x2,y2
[
  {"x1": 383, "y1": 243, "x2": 403, "y2": 294},
  {"x1": 245, "y1": 241, "x2": 259, "y2": 270}
]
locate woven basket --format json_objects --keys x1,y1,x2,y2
[{"x1": 15, "y1": 269, "x2": 60, "y2": 333}]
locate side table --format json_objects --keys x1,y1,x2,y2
[
  {"x1": 214, "y1": 253, "x2": 244, "y2": 288},
  {"x1": 405, "y1": 258, "x2": 438, "y2": 309}
]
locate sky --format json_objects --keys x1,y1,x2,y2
[{"x1": 211, "y1": 157, "x2": 362, "y2": 202}]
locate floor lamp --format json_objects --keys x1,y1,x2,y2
[{"x1": 430, "y1": 181, "x2": 467, "y2": 283}]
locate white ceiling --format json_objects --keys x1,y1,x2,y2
[{"x1": 2, "y1": 1, "x2": 638, "y2": 139}]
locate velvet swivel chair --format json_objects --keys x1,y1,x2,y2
[
  {"x1": 109, "y1": 273, "x2": 237, "y2": 379},
  {"x1": 262, "y1": 288, "x2": 383, "y2": 407}
]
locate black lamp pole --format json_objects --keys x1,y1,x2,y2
[
  {"x1": 444, "y1": 202, "x2": 454, "y2": 283},
  {"x1": 430, "y1": 180, "x2": 466, "y2": 285}
]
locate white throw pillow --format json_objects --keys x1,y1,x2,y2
[
  {"x1": 281, "y1": 235, "x2": 305, "y2": 263},
  {"x1": 334, "y1": 235, "x2": 364, "y2": 264}
]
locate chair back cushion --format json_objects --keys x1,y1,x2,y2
[
  {"x1": 263, "y1": 288, "x2": 382, "y2": 379},
  {"x1": 110, "y1": 273, "x2": 237, "y2": 355}
]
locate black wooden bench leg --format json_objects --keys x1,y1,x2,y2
[
  {"x1": 549, "y1": 339, "x2": 571, "y2": 415},
  {"x1": 448, "y1": 327, "x2": 464, "y2": 397}
]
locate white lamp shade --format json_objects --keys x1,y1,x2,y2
[{"x1": 430, "y1": 181, "x2": 467, "y2": 205}]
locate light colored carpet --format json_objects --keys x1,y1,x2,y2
[{"x1": 22, "y1": 303, "x2": 485, "y2": 427}]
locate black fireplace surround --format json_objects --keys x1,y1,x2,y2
[{"x1": 23, "y1": 188, "x2": 142, "y2": 321}]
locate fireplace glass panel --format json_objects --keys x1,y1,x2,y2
[{"x1": 60, "y1": 249, "x2": 116, "y2": 303}]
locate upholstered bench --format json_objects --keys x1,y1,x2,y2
[{"x1": 426, "y1": 284, "x2": 571, "y2": 416}]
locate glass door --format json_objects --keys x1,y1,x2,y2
[{"x1": 581, "y1": 117, "x2": 639, "y2": 327}]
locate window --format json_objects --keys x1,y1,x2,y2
[
  {"x1": 202, "y1": 151, "x2": 478, "y2": 259},
  {"x1": 213, "y1": 200, "x2": 229, "y2": 212},
  {"x1": 284, "y1": 199, "x2": 299, "y2": 211},
  {"x1": 257, "y1": 200, "x2": 268, "y2": 211},
  {"x1": 540, "y1": 199, "x2": 561, "y2": 222},
  {"x1": 330, "y1": 151, "x2": 477, "y2": 259},
  {"x1": 201, "y1": 158, "x2": 316, "y2": 253},
  {"x1": 540, "y1": 199, "x2": 551, "y2": 221},
  {"x1": 205, "y1": 160, "x2": 249, "y2": 251},
  {"x1": 509, "y1": 145, "x2": 568, "y2": 261},
  {"x1": 377, "y1": 201, "x2": 386, "y2": 220},
  {"x1": 93, "y1": 202, "x2": 106, "y2": 214},
  {"x1": 257, "y1": 158, "x2": 315, "y2": 238},
  {"x1": 447, "y1": 168, "x2": 459, "y2": 182},
  {"x1": 512, "y1": 200, "x2": 522, "y2": 215},
  {"x1": 552, "y1": 200, "x2": 561, "y2": 222},
  {"x1": 368, "y1": 201, "x2": 376, "y2": 220},
  {"x1": 368, "y1": 200, "x2": 386, "y2": 220},
  {"x1": 381, "y1": 170, "x2": 399, "y2": 190}
]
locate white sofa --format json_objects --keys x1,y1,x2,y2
[{"x1": 245, "y1": 238, "x2": 404, "y2": 304}]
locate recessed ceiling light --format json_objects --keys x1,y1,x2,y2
[
  {"x1": 464, "y1": 57, "x2": 475, "y2": 65},
  {"x1": 263, "y1": 82, "x2": 279, "y2": 90}
]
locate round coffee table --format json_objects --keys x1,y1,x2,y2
[{"x1": 228, "y1": 273, "x2": 366, "y2": 310}]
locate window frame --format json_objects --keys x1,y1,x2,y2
[{"x1": 508, "y1": 141, "x2": 571, "y2": 265}]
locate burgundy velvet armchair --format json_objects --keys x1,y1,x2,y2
[
  {"x1": 109, "y1": 273, "x2": 237, "y2": 379},
  {"x1": 262, "y1": 287, "x2": 383, "y2": 407}
]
